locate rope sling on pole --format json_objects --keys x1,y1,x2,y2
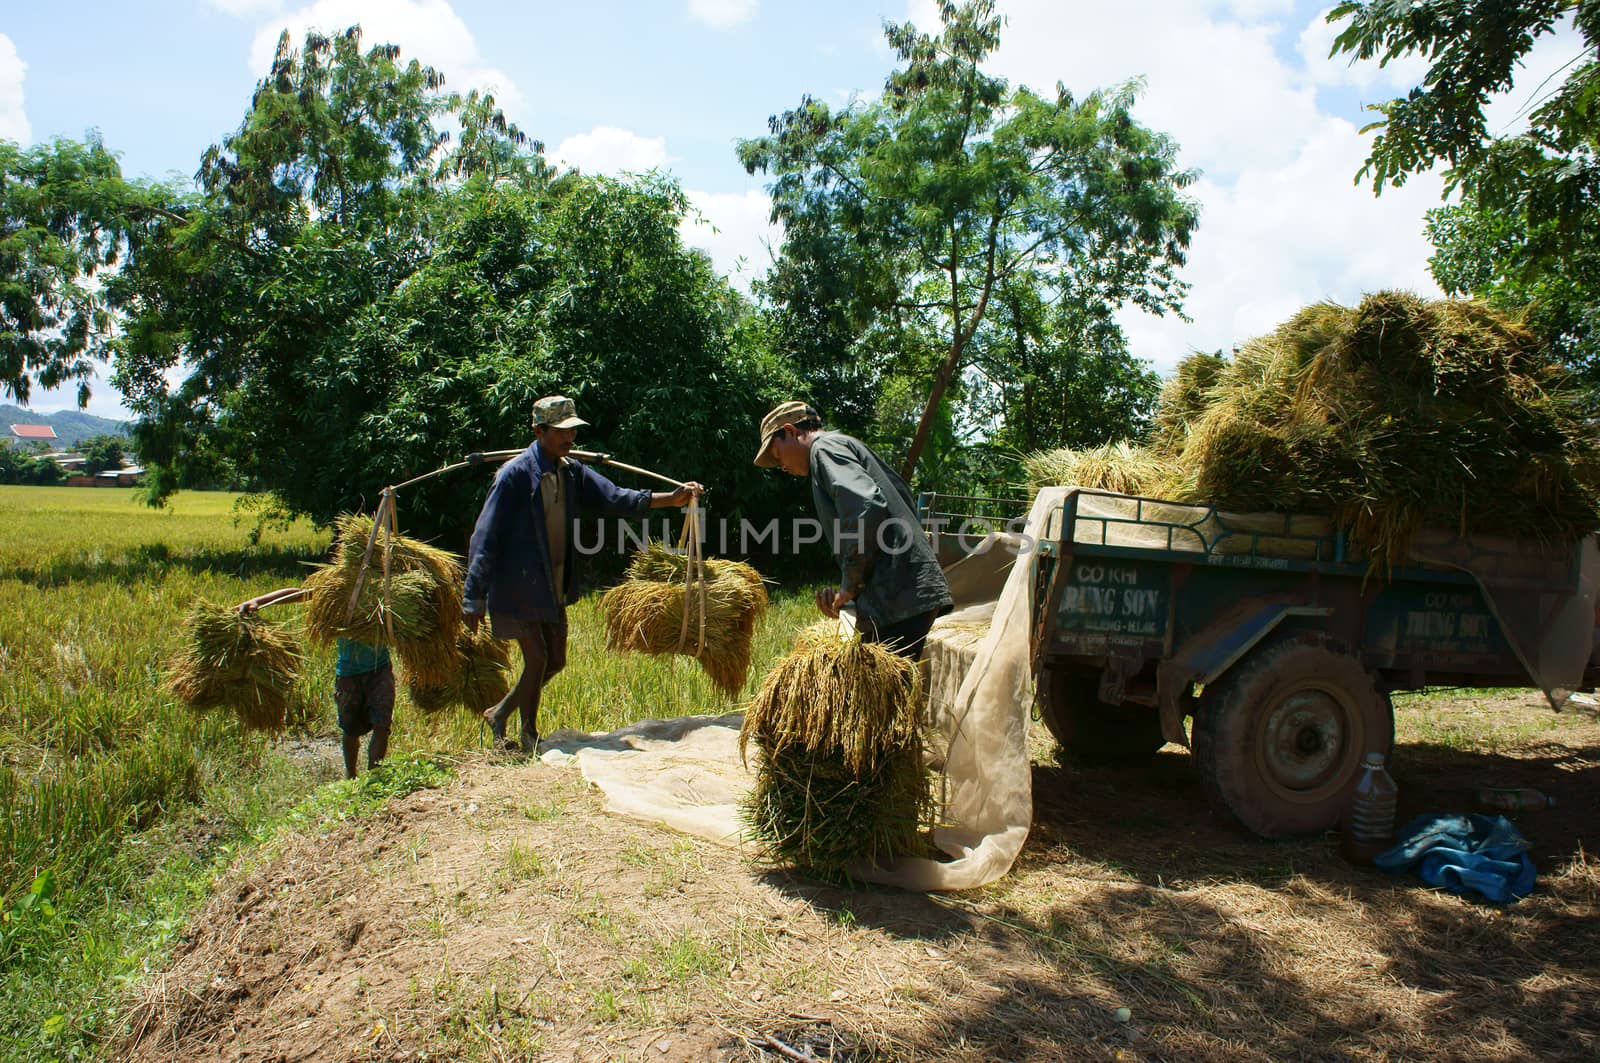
[{"x1": 673, "y1": 503, "x2": 709, "y2": 657}]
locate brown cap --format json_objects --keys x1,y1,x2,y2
[
  {"x1": 532, "y1": 395, "x2": 589, "y2": 430},
  {"x1": 754, "y1": 401, "x2": 816, "y2": 467}
]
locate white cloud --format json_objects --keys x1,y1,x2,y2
[
  {"x1": 688, "y1": 0, "x2": 758, "y2": 31},
  {"x1": 1298, "y1": 5, "x2": 1429, "y2": 91},
  {"x1": 247, "y1": 0, "x2": 523, "y2": 116},
  {"x1": 553, "y1": 126, "x2": 670, "y2": 175},
  {"x1": 0, "y1": 34, "x2": 30, "y2": 144},
  {"x1": 980, "y1": 0, "x2": 1319, "y2": 181},
  {"x1": 1117, "y1": 116, "x2": 1447, "y2": 370},
  {"x1": 680, "y1": 188, "x2": 781, "y2": 294}
]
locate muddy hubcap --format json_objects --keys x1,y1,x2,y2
[{"x1": 1261, "y1": 689, "x2": 1348, "y2": 795}]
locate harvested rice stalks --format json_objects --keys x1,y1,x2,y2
[
  {"x1": 601, "y1": 543, "x2": 768, "y2": 696},
  {"x1": 1152, "y1": 350, "x2": 1228, "y2": 456},
  {"x1": 302, "y1": 513, "x2": 465, "y2": 687},
  {"x1": 407, "y1": 623, "x2": 514, "y2": 715},
  {"x1": 740, "y1": 621, "x2": 932, "y2": 873},
  {"x1": 304, "y1": 567, "x2": 436, "y2": 648},
  {"x1": 166, "y1": 601, "x2": 302, "y2": 734},
  {"x1": 1023, "y1": 442, "x2": 1173, "y2": 497}
]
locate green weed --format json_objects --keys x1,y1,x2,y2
[{"x1": 503, "y1": 842, "x2": 548, "y2": 882}]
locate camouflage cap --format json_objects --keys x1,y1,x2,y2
[
  {"x1": 754, "y1": 400, "x2": 817, "y2": 467},
  {"x1": 532, "y1": 395, "x2": 589, "y2": 430}
]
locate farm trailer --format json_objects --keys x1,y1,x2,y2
[{"x1": 928, "y1": 488, "x2": 1600, "y2": 838}]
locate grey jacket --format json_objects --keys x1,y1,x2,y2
[{"x1": 808, "y1": 432, "x2": 952, "y2": 627}]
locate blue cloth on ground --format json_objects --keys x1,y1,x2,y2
[{"x1": 1373, "y1": 813, "x2": 1536, "y2": 904}]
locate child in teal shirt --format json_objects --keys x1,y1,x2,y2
[{"x1": 239, "y1": 587, "x2": 393, "y2": 778}]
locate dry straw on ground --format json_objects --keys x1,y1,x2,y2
[
  {"x1": 1026, "y1": 292, "x2": 1600, "y2": 565},
  {"x1": 302, "y1": 513, "x2": 465, "y2": 687},
  {"x1": 740, "y1": 621, "x2": 932, "y2": 874},
  {"x1": 166, "y1": 601, "x2": 303, "y2": 733},
  {"x1": 600, "y1": 543, "x2": 768, "y2": 696},
  {"x1": 406, "y1": 624, "x2": 514, "y2": 715}
]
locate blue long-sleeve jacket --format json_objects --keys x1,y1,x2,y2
[{"x1": 464, "y1": 443, "x2": 653, "y2": 623}]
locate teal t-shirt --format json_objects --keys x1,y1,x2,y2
[{"x1": 335, "y1": 638, "x2": 391, "y2": 678}]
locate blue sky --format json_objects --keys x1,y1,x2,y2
[{"x1": 1, "y1": 1, "x2": 1583, "y2": 418}]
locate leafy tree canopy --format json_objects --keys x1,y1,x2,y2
[
  {"x1": 77, "y1": 433, "x2": 125, "y2": 476},
  {"x1": 0, "y1": 137, "x2": 182, "y2": 406}
]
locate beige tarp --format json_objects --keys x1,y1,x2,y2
[{"x1": 540, "y1": 712, "x2": 750, "y2": 847}]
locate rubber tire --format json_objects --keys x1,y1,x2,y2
[
  {"x1": 1193, "y1": 633, "x2": 1394, "y2": 839},
  {"x1": 1038, "y1": 666, "x2": 1167, "y2": 763}
]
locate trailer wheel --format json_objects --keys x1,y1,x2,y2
[
  {"x1": 1039, "y1": 667, "x2": 1166, "y2": 763},
  {"x1": 1193, "y1": 634, "x2": 1393, "y2": 839}
]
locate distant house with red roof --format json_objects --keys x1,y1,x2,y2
[{"x1": 8, "y1": 424, "x2": 57, "y2": 444}]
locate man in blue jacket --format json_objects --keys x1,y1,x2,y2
[{"x1": 464, "y1": 396, "x2": 702, "y2": 753}]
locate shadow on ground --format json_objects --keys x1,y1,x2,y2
[
  {"x1": 759, "y1": 729, "x2": 1600, "y2": 1060},
  {"x1": 7, "y1": 543, "x2": 324, "y2": 588}
]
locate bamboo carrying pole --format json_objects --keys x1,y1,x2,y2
[{"x1": 342, "y1": 447, "x2": 697, "y2": 631}]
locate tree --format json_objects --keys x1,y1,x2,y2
[
  {"x1": 109, "y1": 26, "x2": 798, "y2": 548},
  {"x1": 1329, "y1": 1, "x2": 1600, "y2": 382},
  {"x1": 0, "y1": 443, "x2": 65, "y2": 485},
  {"x1": 739, "y1": 0, "x2": 1197, "y2": 481},
  {"x1": 0, "y1": 137, "x2": 181, "y2": 406},
  {"x1": 974, "y1": 280, "x2": 1162, "y2": 455},
  {"x1": 110, "y1": 27, "x2": 499, "y2": 517},
  {"x1": 77, "y1": 433, "x2": 125, "y2": 475}
]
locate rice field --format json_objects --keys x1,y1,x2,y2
[{"x1": 0, "y1": 485, "x2": 811, "y2": 1061}]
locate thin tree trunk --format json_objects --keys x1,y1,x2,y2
[{"x1": 900, "y1": 218, "x2": 1000, "y2": 481}]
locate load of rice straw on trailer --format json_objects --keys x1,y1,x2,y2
[
  {"x1": 1022, "y1": 441, "x2": 1173, "y2": 496},
  {"x1": 302, "y1": 513, "x2": 465, "y2": 686},
  {"x1": 407, "y1": 623, "x2": 515, "y2": 715},
  {"x1": 1025, "y1": 292, "x2": 1600, "y2": 566},
  {"x1": 166, "y1": 601, "x2": 303, "y2": 733},
  {"x1": 600, "y1": 541, "x2": 769, "y2": 696},
  {"x1": 739, "y1": 621, "x2": 933, "y2": 874}
]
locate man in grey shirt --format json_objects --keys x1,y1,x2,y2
[{"x1": 755, "y1": 401, "x2": 952, "y2": 659}]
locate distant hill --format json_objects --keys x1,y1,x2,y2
[{"x1": 1, "y1": 404, "x2": 131, "y2": 450}]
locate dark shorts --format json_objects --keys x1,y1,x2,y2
[
  {"x1": 860, "y1": 609, "x2": 940, "y2": 661},
  {"x1": 491, "y1": 610, "x2": 565, "y2": 642},
  {"x1": 335, "y1": 663, "x2": 395, "y2": 737}
]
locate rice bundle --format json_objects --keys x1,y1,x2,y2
[
  {"x1": 739, "y1": 622, "x2": 933, "y2": 874},
  {"x1": 303, "y1": 567, "x2": 435, "y2": 646},
  {"x1": 166, "y1": 601, "x2": 303, "y2": 733},
  {"x1": 600, "y1": 543, "x2": 769, "y2": 696},
  {"x1": 1025, "y1": 292, "x2": 1600, "y2": 566},
  {"x1": 406, "y1": 624, "x2": 515, "y2": 715},
  {"x1": 1152, "y1": 350, "x2": 1229, "y2": 456},
  {"x1": 1022, "y1": 441, "x2": 1174, "y2": 497},
  {"x1": 302, "y1": 513, "x2": 465, "y2": 686}
]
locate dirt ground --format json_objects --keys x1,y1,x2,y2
[{"x1": 119, "y1": 692, "x2": 1600, "y2": 1062}]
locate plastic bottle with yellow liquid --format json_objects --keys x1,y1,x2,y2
[{"x1": 1341, "y1": 752, "x2": 1398, "y2": 865}]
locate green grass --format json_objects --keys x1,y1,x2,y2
[{"x1": 0, "y1": 485, "x2": 812, "y2": 1063}]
